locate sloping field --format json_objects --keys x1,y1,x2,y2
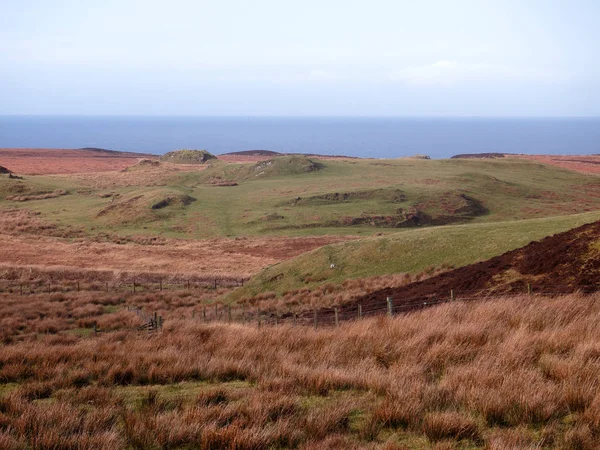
[
  {"x1": 352, "y1": 218, "x2": 600, "y2": 312},
  {"x1": 514, "y1": 154, "x2": 600, "y2": 175},
  {"x1": 0, "y1": 148, "x2": 156, "y2": 175},
  {"x1": 229, "y1": 211, "x2": 600, "y2": 302}
]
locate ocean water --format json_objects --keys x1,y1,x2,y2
[{"x1": 0, "y1": 116, "x2": 599, "y2": 159}]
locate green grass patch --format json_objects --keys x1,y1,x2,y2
[
  {"x1": 227, "y1": 211, "x2": 600, "y2": 300},
  {"x1": 3, "y1": 157, "x2": 600, "y2": 239}
]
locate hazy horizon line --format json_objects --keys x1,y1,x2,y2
[{"x1": 2, "y1": 114, "x2": 600, "y2": 120}]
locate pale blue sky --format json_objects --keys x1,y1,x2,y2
[{"x1": 1, "y1": 0, "x2": 599, "y2": 116}]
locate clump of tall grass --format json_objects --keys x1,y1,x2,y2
[{"x1": 0, "y1": 292, "x2": 600, "y2": 447}]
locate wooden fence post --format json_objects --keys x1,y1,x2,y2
[
  {"x1": 387, "y1": 297, "x2": 393, "y2": 317},
  {"x1": 105, "y1": 282, "x2": 109, "y2": 292},
  {"x1": 334, "y1": 307, "x2": 339, "y2": 327},
  {"x1": 257, "y1": 308, "x2": 261, "y2": 329},
  {"x1": 20, "y1": 284, "x2": 23, "y2": 296},
  {"x1": 159, "y1": 280, "x2": 162, "y2": 291},
  {"x1": 214, "y1": 279, "x2": 217, "y2": 289},
  {"x1": 527, "y1": 283, "x2": 532, "y2": 295},
  {"x1": 293, "y1": 313, "x2": 297, "y2": 326},
  {"x1": 158, "y1": 316, "x2": 163, "y2": 330},
  {"x1": 93, "y1": 323, "x2": 97, "y2": 336},
  {"x1": 275, "y1": 314, "x2": 278, "y2": 327},
  {"x1": 203, "y1": 306, "x2": 207, "y2": 322},
  {"x1": 358, "y1": 304, "x2": 362, "y2": 320},
  {"x1": 313, "y1": 309, "x2": 317, "y2": 330},
  {"x1": 133, "y1": 279, "x2": 136, "y2": 293},
  {"x1": 77, "y1": 282, "x2": 80, "y2": 292},
  {"x1": 228, "y1": 305, "x2": 232, "y2": 324},
  {"x1": 214, "y1": 303, "x2": 218, "y2": 320},
  {"x1": 450, "y1": 289, "x2": 455, "y2": 301},
  {"x1": 242, "y1": 305, "x2": 246, "y2": 324}
]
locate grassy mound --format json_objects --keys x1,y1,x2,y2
[
  {"x1": 250, "y1": 155, "x2": 323, "y2": 178},
  {"x1": 287, "y1": 188, "x2": 406, "y2": 206},
  {"x1": 201, "y1": 155, "x2": 323, "y2": 185},
  {"x1": 225, "y1": 211, "x2": 600, "y2": 302},
  {"x1": 124, "y1": 159, "x2": 160, "y2": 171},
  {"x1": 96, "y1": 190, "x2": 196, "y2": 224},
  {"x1": 160, "y1": 149, "x2": 216, "y2": 164}
]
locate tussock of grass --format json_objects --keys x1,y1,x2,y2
[{"x1": 1, "y1": 292, "x2": 600, "y2": 447}]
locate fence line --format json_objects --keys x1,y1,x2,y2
[
  {"x1": 0, "y1": 277, "x2": 249, "y2": 296},
  {"x1": 151, "y1": 282, "x2": 600, "y2": 330},
  {"x1": 8, "y1": 279, "x2": 600, "y2": 335}
]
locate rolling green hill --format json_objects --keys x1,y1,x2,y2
[
  {"x1": 2, "y1": 156, "x2": 600, "y2": 240},
  {"x1": 225, "y1": 211, "x2": 600, "y2": 301}
]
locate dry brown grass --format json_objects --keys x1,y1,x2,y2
[
  {"x1": 6, "y1": 189, "x2": 68, "y2": 202},
  {"x1": 1, "y1": 292, "x2": 600, "y2": 448},
  {"x1": 0, "y1": 148, "x2": 155, "y2": 175},
  {"x1": 245, "y1": 266, "x2": 451, "y2": 312},
  {"x1": 0, "y1": 209, "x2": 353, "y2": 279}
]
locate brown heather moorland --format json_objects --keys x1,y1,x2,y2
[
  {"x1": 0, "y1": 148, "x2": 156, "y2": 175},
  {"x1": 0, "y1": 292, "x2": 600, "y2": 448},
  {"x1": 0, "y1": 208, "x2": 354, "y2": 279}
]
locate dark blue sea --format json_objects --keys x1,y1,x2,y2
[{"x1": 1, "y1": 116, "x2": 599, "y2": 158}]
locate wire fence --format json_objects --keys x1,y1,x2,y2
[
  {"x1": 118, "y1": 282, "x2": 600, "y2": 333},
  {"x1": 6, "y1": 277, "x2": 600, "y2": 335},
  {"x1": 0, "y1": 277, "x2": 249, "y2": 295}
]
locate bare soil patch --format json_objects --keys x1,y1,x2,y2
[{"x1": 350, "y1": 219, "x2": 600, "y2": 314}]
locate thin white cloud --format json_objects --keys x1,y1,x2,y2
[{"x1": 389, "y1": 60, "x2": 572, "y2": 85}]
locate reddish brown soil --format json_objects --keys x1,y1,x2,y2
[
  {"x1": 512, "y1": 154, "x2": 600, "y2": 175},
  {"x1": 347, "y1": 220, "x2": 600, "y2": 315},
  {"x1": 0, "y1": 148, "x2": 156, "y2": 175}
]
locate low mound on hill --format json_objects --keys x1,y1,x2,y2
[
  {"x1": 221, "y1": 150, "x2": 282, "y2": 157},
  {"x1": 0, "y1": 166, "x2": 12, "y2": 174},
  {"x1": 352, "y1": 218, "x2": 600, "y2": 311},
  {"x1": 451, "y1": 153, "x2": 506, "y2": 159},
  {"x1": 96, "y1": 190, "x2": 196, "y2": 224},
  {"x1": 124, "y1": 159, "x2": 161, "y2": 171},
  {"x1": 287, "y1": 188, "x2": 406, "y2": 206},
  {"x1": 202, "y1": 155, "x2": 323, "y2": 185},
  {"x1": 251, "y1": 155, "x2": 323, "y2": 178},
  {"x1": 160, "y1": 149, "x2": 216, "y2": 164}
]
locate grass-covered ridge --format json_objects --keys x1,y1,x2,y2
[{"x1": 227, "y1": 211, "x2": 600, "y2": 301}]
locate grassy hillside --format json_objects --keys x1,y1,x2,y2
[
  {"x1": 2, "y1": 156, "x2": 600, "y2": 239},
  {"x1": 227, "y1": 211, "x2": 600, "y2": 301}
]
